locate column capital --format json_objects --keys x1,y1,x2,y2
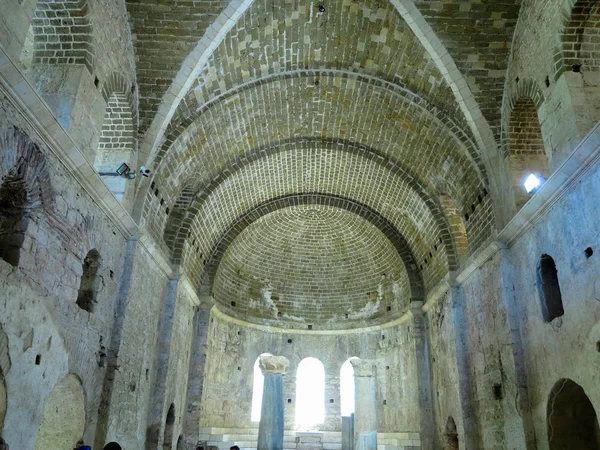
[
  {"x1": 350, "y1": 358, "x2": 377, "y2": 377},
  {"x1": 259, "y1": 355, "x2": 289, "y2": 375}
]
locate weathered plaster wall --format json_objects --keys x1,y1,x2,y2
[
  {"x1": 426, "y1": 292, "x2": 464, "y2": 449},
  {"x1": 157, "y1": 281, "x2": 197, "y2": 449},
  {"x1": 199, "y1": 309, "x2": 420, "y2": 434},
  {"x1": 105, "y1": 243, "x2": 169, "y2": 449},
  {"x1": 505, "y1": 155, "x2": 600, "y2": 449},
  {"x1": 0, "y1": 87, "x2": 171, "y2": 449}
]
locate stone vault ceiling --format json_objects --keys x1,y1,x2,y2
[
  {"x1": 130, "y1": 0, "x2": 519, "y2": 327},
  {"x1": 213, "y1": 204, "x2": 411, "y2": 329}
]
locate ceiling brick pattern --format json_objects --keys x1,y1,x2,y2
[
  {"x1": 414, "y1": 0, "x2": 521, "y2": 139},
  {"x1": 126, "y1": 0, "x2": 228, "y2": 132},
  {"x1": 31, "y1": 0, "x2": 93, "y2": 72},
  {"x1": 213, "y1": 204, "x2": 412, "y2": 329},
  {"x1": 557, "y1": 0, "x2": 600, "y2": 75}
]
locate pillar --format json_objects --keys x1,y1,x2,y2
[
  {"x1": 350, "y1": 359, "x2": 377, "y2": 450},
  {"x1": 258, "y1": 355, "x2": 289, "y2": 450},
  {"x1": 450, "y1": 283, "x2": 480, "y2": 450},
  {"x1": 341, "y1": 414, "x2": 354, "y2": 450},
  {"x1": 411, "y1": 301, "x2": 437, "y2": 449}
]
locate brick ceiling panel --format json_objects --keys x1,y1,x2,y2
[
  {"x1": 178, "y1": 149, "x2": 451, "y2": 296},
  {"x1": 212, "y1": 204, "x2": 413, "y2": 330}
]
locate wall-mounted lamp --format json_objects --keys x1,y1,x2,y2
[{"x1": 98, "y1": 163, "x2": 151, "y2": 180}]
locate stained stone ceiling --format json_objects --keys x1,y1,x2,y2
[{"x1": 130, "y1": 0, "x2": 519, "y2": 327}]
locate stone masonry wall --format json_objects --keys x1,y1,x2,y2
[
  {"x1": 199, "y1": 309, "x2": 420, "y2": 434},
  {"x1": 0, "y1": 84, "x2": 171, "y2": 449}
]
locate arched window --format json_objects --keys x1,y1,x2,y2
[
  {"x1": 547, "y1": 378, "x2": 600, "y2": 449},
  {"x1": 295, "y1": 357, "x2": 325, "y2": 430},
  {"x1": 0, "y1": 176, "x2": 28, "y2": 267},
  {"x1": 444, "y1": 417, "x2": 459, "y2": 450},
  {"x1": 76, "y1": 249, "x2": 102, "y2": 312},
  {"x1": 251, "y1": 353, "x2": 272, "y2": 422},
  {"x1": 507, "y1": 97, "x2": 550, "y2": 211},
  {"x1": 340, "y1": 357, "x2": 358, "y2": 417},
  {"x1": 163, "y1": 403, "x2": 175, "y2": 450},
  {"x1": 537, "y1": 254, "x2": 564, "y2": 323}
]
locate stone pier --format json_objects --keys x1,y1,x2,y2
[
  {"x1": 258, "y1": 355, "x2": 289, "y2": 450},
  {"x1": 350, "y1": 359, "x2": 377, "y2": 450}
]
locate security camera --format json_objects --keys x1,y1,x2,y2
[{"x1": 140, "y1": 166, "x2": 151, "y2": 177}]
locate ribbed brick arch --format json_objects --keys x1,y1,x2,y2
[
  {"x1": 163, "y1": 137, "x2": 464, "y2": 272},
  {"x1": 198, "y1": 193, "x2": 425, "y2": 304},
  {"x1": 152, "y1": 69, "x2": 484, "y2": 180}
]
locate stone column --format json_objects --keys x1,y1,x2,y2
[
  {"x1": 341, "y1": 414, "x2": 354, "y2": 450},
  {"x1": 411, "y1": 301, "x2": 437, "y2": 450},
  {"x1": 450, "y1": 283, "x2": 480, "y2": 450},
  {"x1": 258, "y1": 355, "x2": 289, "y2": 450},
  {"x1": 350, "y1": 359, "x2": 377, "y2": 450}
]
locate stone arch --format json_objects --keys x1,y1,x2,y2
[
  {"x1": 295, "y1": 357, "x2": 325, "y2": 429},
  {"x1": 537, "y1": 254, "x2": 564, "y2": 323},
  {"x1": 340, "y1": 357, "x2": 359, "y2": 417},
  {"x1": 76, "y1": 249, "x2": 102, "y2": 313},
  {"x1": 198, "y1": 193, "x2": 425, "y2": 304},
  {"x1": 163, "y1": 403, "x2": 175, "y2": 450},
  {"x1": 163, "y1": 138, "x2": 466, "y2": 274},
  {"x1": 555, "y1": 0, "x2": 600, "y2": 136},
  {"x1": 21, "y1": 0, "x2": 93, "y2": 72},
  {"x1": 94, "y1": 75, "x2": 137, "y2": 205},
  {"x1": 0, "y1": 127, "x2": 54, "y2": 212},
  {"x1": 33, "y1": 374, "x2": 86, "y2": 450},
  {"x1": 505, "y1": 89, "x2": 550, "y2": 211},
  {"x1": 176, "y1": 435, "x2": 183, "y2": 450},
  {"x1": 547, "y1": 378, "x2": 600, "y2": 449},
  {"x1": 0, "y1": 176, "x2": 28, "y2": 267},
  {"x1": 444, "y1": 416, "x2": 459, "y2": 450}
]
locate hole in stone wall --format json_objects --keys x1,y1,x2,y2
[
  {"x1": 445, "y1": 417, "x2": 459, "y2": 450},
  {"x1": 94, "y1": 77, "x2": 99, "y2": 88},
  {"x1": 387, "y1": 306, "x2": 391, "y2": 312},
  {"x1": 35, "y1": 354, "x2": 41, "y2": 365},
  {"x1": 237, "y1": 330, "x2": 241, "y2": 335},
  {"x1": 381, "y1": 334, "x2": 385, "y2": 340},
  {"x1": 386, "y1": 366, "x2": 390, "y2": 370},
  {"x1": 573, "y1": 63, "x2": 582, "y2": 73},
  {"x1": 288, "y1": 398, "x2": 292, "y2": 403},
  {"x1": 383, "y1": 400, "x2": 387, "y2": 405},
  {"x1": 287, "y1": 338, "x2": 293, "y2": 344},
  {"x1": 585, "y1": 247, "x2": 594, "y2": 258},
  {"x1": 596, "y1": 341, "x2": 600, "y2": 353},
  {"x1": 165, "y1": 208, "x2": 170, "y2": 215},
  {"x1": 493, "y1": 383, "x2": 504, "y2": 400},
  {"x1": 231, "y1": 301, "x2": 236, "y2": 307},
  {"x1": 537, "y1": 254, "x2": 564, "y2": 323},
  {"x1": 76, "y1": 249, "x2": 102, "y2": 313},
  {"x1": 237, "y1": 366, "x2": 241, "y2": 371},
  {"x1": 329, "y1": 399, "x2": 334, "y2": 403},
  {"x1": 0, "y1": 176, "x2": 28, "y2": 267},
  {"x1": 547, "y1": 378, "x2": 600, "y2": 450},
  {"x1": 277, "y1": 312, "x2": 282, "y2": 317},
  {"x1": 345, "y1": 313, "x2": 348, "y2": 319},
  {"x1": 109, "y1": 270, "x2": 114, "y2": 279},
  {"x1": 163, "y1": 404, "x2": 175, "y2": 450},
  {"x1": 545, "y1": 76, "x2": 550, "y2": 88},
  {"x1": 464, "y1": 213, "x2": 469, "y2": 221},
  {"x1": 146, "y1": 368, "x2": 149, "y2": 381}
]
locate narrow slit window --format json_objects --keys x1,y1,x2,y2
[{"x1": 537, "y1": 254, "x2": 564, "y2": 322}]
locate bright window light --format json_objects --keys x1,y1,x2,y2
[
  {"x1": 524, "y1": 173, "x2": 543, "y2": 194},
  {"x1": 251, "y1": 354, "x2": 272, "y2": 422},
  {"x1": 340, "y1": 357, "x2": 358, "y2": 417},
  {"x1": 295, "y1": 357, "x2": 325, "y2": 429}
]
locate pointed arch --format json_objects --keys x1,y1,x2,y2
[{"x1": 163, "y1": 403, "x2": 176, "y2": 450}]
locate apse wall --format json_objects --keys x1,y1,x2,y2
[{"x1": 199, "y1": 308, "x2": 421, "y2": 433}]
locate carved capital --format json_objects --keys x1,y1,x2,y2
[
  {"x1": 350, "y1": 358, "x2": 377, "y2": 377},
  {"x1": 259, "y1": 355, "x2": 289, "y2": 375}
]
